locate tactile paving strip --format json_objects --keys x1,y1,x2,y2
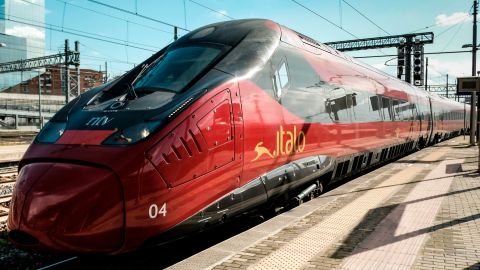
[
  {"x1": 303, "y1": 169, "x2": 431, "y2": 270},
  {"x1": 247, "y1": 166, "x2": 424, "y2": 270},
  {"x1": 339, "y1": 158, "x2": 463, "y2": 270}
]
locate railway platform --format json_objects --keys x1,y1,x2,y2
[
  {"x1": 0, "y1": 144, "x2": 28, "y2": 163},
  {"x1": 168, "y1": 137, "x2": 480, "y2": 270}
]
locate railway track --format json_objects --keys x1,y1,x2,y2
[
  {"x1": 0, "y1": 180, "x2": 15, "y2": 222},
  {"x1": 36, "y1": 257, "x2": 79, "y2": 270},
  {"x1": 0, "y1": 130, "x2": 36, "y2": 145},
  {"x1": 0, "y1": 161, "x2": 18, "y2": 223},
  {"x1": 0, "y1": 166, "x2": 17, "y2": 176}
]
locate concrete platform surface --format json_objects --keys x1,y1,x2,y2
[
  {"x1": 0, "y1": 144, "x2": 29, "y2": 163},
  {"x1": 167, "y1": 137, "x2": 480, "y2": 270}
]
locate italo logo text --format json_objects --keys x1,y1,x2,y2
[{"x1": 252, "y1": 125, "x2": 306, "y2": 161}]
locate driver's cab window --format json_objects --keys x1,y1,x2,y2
[{"x1": 273, "y1": 61, "x2": 290, "y2": 101}]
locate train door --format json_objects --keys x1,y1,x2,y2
[
  {"x1": 412, "y1": 96, "x2": 422, "y2": 140},
  {"x1": 397, "y1": 96, "x2": 415, "y2": 140},
  {"x1": 380, "y1": 96, "x2": 394, "y2": 137},
  {"x1": 412, "y1": 96, "x2": 422, "y2": 143},
  {"x1": 231, "y1": 84, "x2": 245, "y2": 188},
  {"x1": 147, "y1": 86, "x2": 242, "y2": 189}
]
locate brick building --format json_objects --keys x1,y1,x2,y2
[{"x1": 2, "y1": 65, "x2": 104, "y2": 95}]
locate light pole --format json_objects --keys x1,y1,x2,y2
[
  {"x1": 37, "y1": 70, "x2": 43, "y2": 129},
  {"x1": 425, "y1": 57, "x2": 429, "y2": 91}
]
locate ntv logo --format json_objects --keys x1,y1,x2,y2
[{"x1": 85, "y1": 116, "x2": 114, "y2": 126}]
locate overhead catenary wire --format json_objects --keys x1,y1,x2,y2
[
  {"x1": 9, "y1": 1, "x2": 471, "y2": 80},
  {"x1": 436, "y1": 22, "x2": 466, "y2": 38},
  {"x1": 339, "y1": 0, "x2": 342, "y2": 28},
  {"x1": 290, "y1": 0, "x2": 388, "y2": 57},
  {"x1": 0, "y1": 68, "x2": 107, "y2": 78},
  {"x1": 183, "y1": 0, "x2": 188, "y2": 28},
  {"x1": 0, "y1": 14, "x2": 159, "y2": 52},
  {"x1": 0, "y1": 42, "x2": 136, "y2": 78},
  {"x1": 341, "y1": 0, "x2": 390, "y2": 35},
  {"x1": 45, "y1": 0, "x2": 174, "y2": 35},
  {"x1": 188, "y1": 0, "x2": 235, "y2": 20},
  {"x1": 290, "y1": 0, "x2": 360, "y2": 39},
  {"x1": 3, "y1": 11, "x2": 161, "y2": 50},
  {"x1": 61, "y1": 2, "x2": 67, "y2": 31},
  {"x1": 354, "y1": 50, "x2": 472, "y2": 59},
  {"x1": 408, "y1": 6, "x2": 472, "y2": 35},
  {"x1": 441, "y1": 20, "x2": 465, "y2": 52},
  {"x1": 87, "y1": 0, "x2": 190, "y2": 32},
  {"x1": 0, "y1": 40, "x2": 139, "y2": 66},
  {"x1": 80, "y1": 42, "x2": 138, "y2": 65}
]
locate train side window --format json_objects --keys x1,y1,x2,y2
[
  {"x1": 381, "y1": 97, "x2": 392, "y2": 121},
  {"x1": 370, "y1": 96, "x2": 379, "y2": 110},
  {"x1": 393, "y1": 100, "x2": 410, "y2": 121},
  {"x1": 369, "y1": 95, "x2": 382, "y2": 121},
  {"x1": 408, "y1": 103, "x2": 416, "y2": 121},
  {"x1": 280, "y1": 46, "x2": 331, "y2": 123},
  {"x1": 325, "y1": 88, "x2": 350, "y2": 123},
  {"x1": 392, "y1": 100, "x2": 399, "y2": 120},
  {"x1": 417, "y1": 103, "x2": 425, "y2": 121},
  {"x1": 273, "y1": 61, "x2": 289, "y2": 99},
  {"x1": 351, "y1": 91, "x2": 370, "y2": 122}
]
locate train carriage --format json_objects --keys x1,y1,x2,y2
[{"x1": 7, "y1": 19, "x2": 468, "y2": 254}]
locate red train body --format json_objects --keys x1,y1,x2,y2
[{"x1": 7, "y1": 19, "x2": 469, "y2": 254}]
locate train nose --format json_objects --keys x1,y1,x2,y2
[{"x1": 7, "y1": 162, "x2": 124, "y2": 253}]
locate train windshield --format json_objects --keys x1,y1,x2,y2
[{"x1": 133, "y1": 45, "x2": 223, "y2": 93}]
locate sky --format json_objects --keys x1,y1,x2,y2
[{"x1": 16, "y1": 0, "x2": 478, "y2": 85}]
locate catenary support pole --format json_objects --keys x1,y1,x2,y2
[
  {"x1": 75, "y1": 41, "x2": 80, "y2": 97},
  {"x1": 38, "y1": 70, "x2": 42, "y2": 129},
  {"x1": 471, "y1": 0, "x2": 477, "y2": 146},
  {"x1": 64, "y1": 39, "x2": 70, "y2": 104},
  {"x1": 104, "y1": 61, "x2": 108, "y2": 83},
  {"x1": 446, "y1": 74, "x2": 449, "y2": 98},
  {"x1": 473, "y1": 0, "x2": 480, "y2": 171}
]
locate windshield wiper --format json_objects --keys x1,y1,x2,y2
[
  {"x1": 125, "y1": 53, "x2": 167, "y2": 100},
  {"x1": 133, "y1": 63, "x2": 150, "y2": 84},
  {"x1": 124, "y1": 63, "x2": 150, "y2": 100},
  {"x1": 125, "y1": 83, "x2": 138, "y2": 100}
]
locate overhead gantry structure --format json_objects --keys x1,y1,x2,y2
[
  {"x1": 0, "y1": 40, "x2": 80, "y2": 103},
  {"x1": 325, "y1": 32, "x2": 434, "y2": 86}
]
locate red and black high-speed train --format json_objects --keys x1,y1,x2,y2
[{"x1": 8, "y1": 19, "x2": 468, "y2": 254}]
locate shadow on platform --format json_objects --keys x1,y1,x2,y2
[
  {"x1": 330, "y1": 175, "x2": 480, "y2": 260},
  {"x1": 464, "y1": 262, "x2": 480, "y2": 270}
]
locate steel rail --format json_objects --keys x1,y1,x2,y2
[{"x1": 36, "y1": 257, "x2": 79, "y2": 270}]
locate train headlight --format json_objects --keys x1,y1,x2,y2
[
  {"x1": 102, "y1": 121, "x2": 161, "y2": 145},
  {"x1": 35, "y1": 121, "x2": 67, "y2": 144}
]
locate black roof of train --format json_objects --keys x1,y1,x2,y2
[{"x1": 173, "y1": 19, "x2": 279, "y2": 48}]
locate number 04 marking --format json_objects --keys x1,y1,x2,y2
[{"x1": 149, "y1": 203, "x2": 167, "y2": 219}]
